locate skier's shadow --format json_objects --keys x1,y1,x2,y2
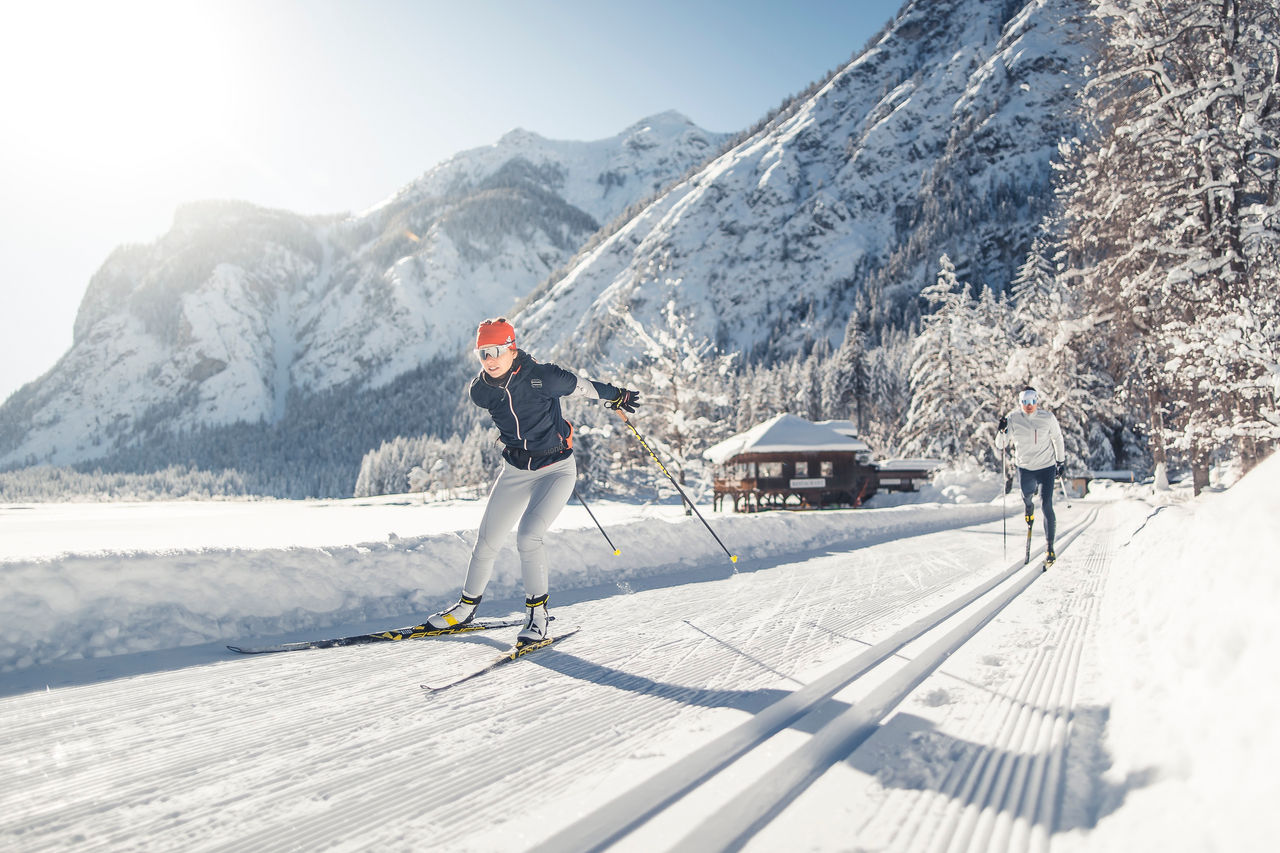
[
  {"x1": 528, "y1": 646, "x2": 1154, "y2": 837},
  {"x1": 520, "y1": 647, "x2": 874, "y2": 741},
  {"x1": 529, "y1": 650, "x2": 795, "y2": 716},
  {"x1": 847, "y1": 710, "x2": 1155, "y2": 833}
]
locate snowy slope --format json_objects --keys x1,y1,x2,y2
[
  {"x1": 2, "y1": 454, "x2": 1278, "y2": 850},
  {"x1": 0, "y1": 114, "x2": 726, "y2": 470},
  {"x1": 518, "y1": 0, "x2": 1094, "y2": 369},
  {"x1": 391, "y1": 111, "x2": 722, "y2": 228},
  {"x1": 0, "y1": 0, "x2": 1098, "y2": 487}
]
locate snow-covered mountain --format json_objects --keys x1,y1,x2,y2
[
  {"x1": 0, "y1": 113, "x2": 726, "y2": 470},
  {"x1": 0, "y1": 0, "x2": 1099, "y2": 493},
  {"x1": 520, "y1": 0, "x2": 1095, "y2": 368}
]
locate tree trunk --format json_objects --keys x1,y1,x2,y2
[
  {"x1": 1146, "y1": 382, "x2": 1168, "y2": 470},
  {"x1": 1192, "y1": 460, "x2": 1211, "y2": 496}
]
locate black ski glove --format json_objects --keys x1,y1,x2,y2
[
  {"x1": 1056, "y1": 461, "x2": 1066, "y2": 477},
  {"x1": 997, "y1": 415, "x2": 1008, "y2": 432},
  {"x1": 605, "y1": 388, "x2": 641, "y2": 413}
]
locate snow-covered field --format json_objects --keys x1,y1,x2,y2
[{"x1": 1, "y1": 455, "x2": 1277, "y2": 851}]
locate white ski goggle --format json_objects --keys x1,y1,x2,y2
[
  {"x1": 476, "y1": 345, "x2": 509, "y2": 361},
  {"x1": 1018, "y1": 390, "x2": 1038, "y2": 406}
]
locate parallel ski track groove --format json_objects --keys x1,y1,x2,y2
[
  {"x1": 868, "y1": 519, "x2": 1111, "y2": 853},
  {"x1": 9, "y1": 585, "x2": 965, "y2": 849},
  {"x1": 667, "y1": 509, "x2": 1101, "y2": 853},
  {"x1": 941, "y1": 539, "x2": 1107, "y2": 853},
  {"x1": 348, "y1": 563, "x2": 990, "y2": 853},
  {"x1": 531, "y1": 509, "x2": 1099, "y2": 853},
  {"x1": 195, "y1": 553, "x2": 975, "y2": 850},
  {"x1": 0, "y1": 517, "x2": 1015, "y2": 851}
]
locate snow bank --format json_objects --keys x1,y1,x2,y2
[
  {"x1": 1064, "y1": 452, "x2": 1280, "y2": 851},
  {"x1": 0, "y1": 499, "x2": 1003, "y2": 672}
]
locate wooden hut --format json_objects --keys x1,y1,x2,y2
[
  {"x1": 874, "y1": 458, "x2": 946, "y2": 492},
  {"x1": 705, "y1": 413, "x2": 878, "y2": 512}
]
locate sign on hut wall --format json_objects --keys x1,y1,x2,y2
[{"x1": 790, "y1": 478, "x2": 826, "y2": 489}]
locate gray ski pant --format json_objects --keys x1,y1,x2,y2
[{"x1": 461, "y1": 455, "x2": 576, "y2": 601}]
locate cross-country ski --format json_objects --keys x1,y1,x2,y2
[{"x1": 226, "y1": 617, "x2": 524, "y2": 654}]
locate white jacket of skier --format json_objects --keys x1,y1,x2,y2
[{"x1": 995, "y1": 403, "x2": 1065, "y2": 471}]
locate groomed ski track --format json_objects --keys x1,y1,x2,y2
[{"x1": 1, "y1": 501, "x2": 1116, "y2": 852}]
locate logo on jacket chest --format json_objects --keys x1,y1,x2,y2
[{"x1": 530, "y1": 378, "x2": 543, "y2": 389}]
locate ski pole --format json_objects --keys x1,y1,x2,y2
[
  {"x1": 1058, "y1": 472, "x2": 1074, "y2": 508},
  {"x1": 1001, "y1": 447, "x2": 1007, "y2": 559},
  {"x1": 574, "y1": 487, "x2": 620, "y2": 556},
  {"x1": 615, "y1": 410, "x2": 738, "y2": 565}
]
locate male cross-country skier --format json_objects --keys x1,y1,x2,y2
[
  {"x1": 426, "y1": 317, "x2": 641, "y2": 646},
  {"x1": 995, "y1": 386, "x2": 1066, "y2": 564}
]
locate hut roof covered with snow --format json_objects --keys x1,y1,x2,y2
[{"x1": 703, "y1": 413, "x2": 871, "y2": 465}]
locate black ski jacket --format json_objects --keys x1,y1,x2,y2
[{"x1": 469, "y1": 350, "x2": 620, "y2": 470}]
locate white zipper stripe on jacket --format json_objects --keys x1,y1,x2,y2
[{"x1": 502, "y1": 372, "x2": 524, "y2": 448}]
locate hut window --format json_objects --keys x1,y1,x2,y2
[
  {"x1": 821, "y1": 460, "x2": 834, "y2": 477},
  {"x1": 759, "y1": 461, "x2": 783, "y2": 478}
]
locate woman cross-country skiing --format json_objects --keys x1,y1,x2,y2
[
  {"x1": 426, "y1": 317, "x2": 641, "y2": 646},
  {"x1": 995, "y1": 386, "x2": 1066, "y2": 564}
]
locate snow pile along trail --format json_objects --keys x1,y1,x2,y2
[{"x1": 0, "y1": 498, "x2": 1004, "y2": 672}]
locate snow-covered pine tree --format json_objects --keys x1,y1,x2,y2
[
  {"x1": 899, "y1": 255, "x2": 981, "y2": 462},
  {"x1": 1005, "y1": 221, "x2": 1119, "y2": 474},
  {"x1": 790, "y1": 343, "x2": 826, "y2": 424},
  {"x1": 1009, "y1": 234, "x2": 1059, "y2": 347},
  {"x1": 619, "y1": 338, "x2": 738, "y2": 502},
  {"x1": 1065, "y1": 0, "x2": 1280, "y2": 490},
  {"x1": 862, "y1": 326, "x2": 914, "y2": 457},
  {"x1": 968, "y1": 284, "x2": 1017, "y2": 466},
  {"x1": 824, "y1": 293, "x2": 873, "y2": 435},
  {"x1": 455, "y1": 422, "x2": 501, "y2": 497},
  {"x1": 731, "y1": 365, "x2": 760, "y2": 433}
]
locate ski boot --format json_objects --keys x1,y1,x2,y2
[
  {"x1": 516, "y1": 594, "x2": 551, "y2": 647},
  {"x1": 426, "y1": 592, "x2": 482, "y2": 630},
  {"x1": 1045, "y1": 546, "x2": 1056, "y2": 567}
]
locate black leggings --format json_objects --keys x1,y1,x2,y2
[{"x1": 1019, "y1": 465, "x2": 1057, "y2": 547}]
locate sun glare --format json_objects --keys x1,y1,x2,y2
[{"x1": 4, "y1": 2, "x2": 242, "y2": 191}]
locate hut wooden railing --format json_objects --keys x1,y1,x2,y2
[{"x1": 712, "y1": 472, "x2": 876, "y2": 513}]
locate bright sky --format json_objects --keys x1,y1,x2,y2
[{"x1": 0, "y1": 0, "x2": 904, "y2": 402}]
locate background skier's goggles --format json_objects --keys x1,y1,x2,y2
[
  {"x1": 476, "y1": 345, "x2": 507, "y2": 361},
  {"x1": 1019, "y1": 390, "x2": 1038, "y2": 406}
]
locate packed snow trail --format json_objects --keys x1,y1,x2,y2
[
  {"x1": 740, "y1": 508, "x2": 1120, "y2": 853},
  {"x1": 1, "y1": 504, "x2": 1106, "y2": 852},
  {"x1": 746, "y1": 509, "x2": 1111, "y2": 853},
  {"x1": 533, "y1": 510, "x2": 1099, "y2": 852}
]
